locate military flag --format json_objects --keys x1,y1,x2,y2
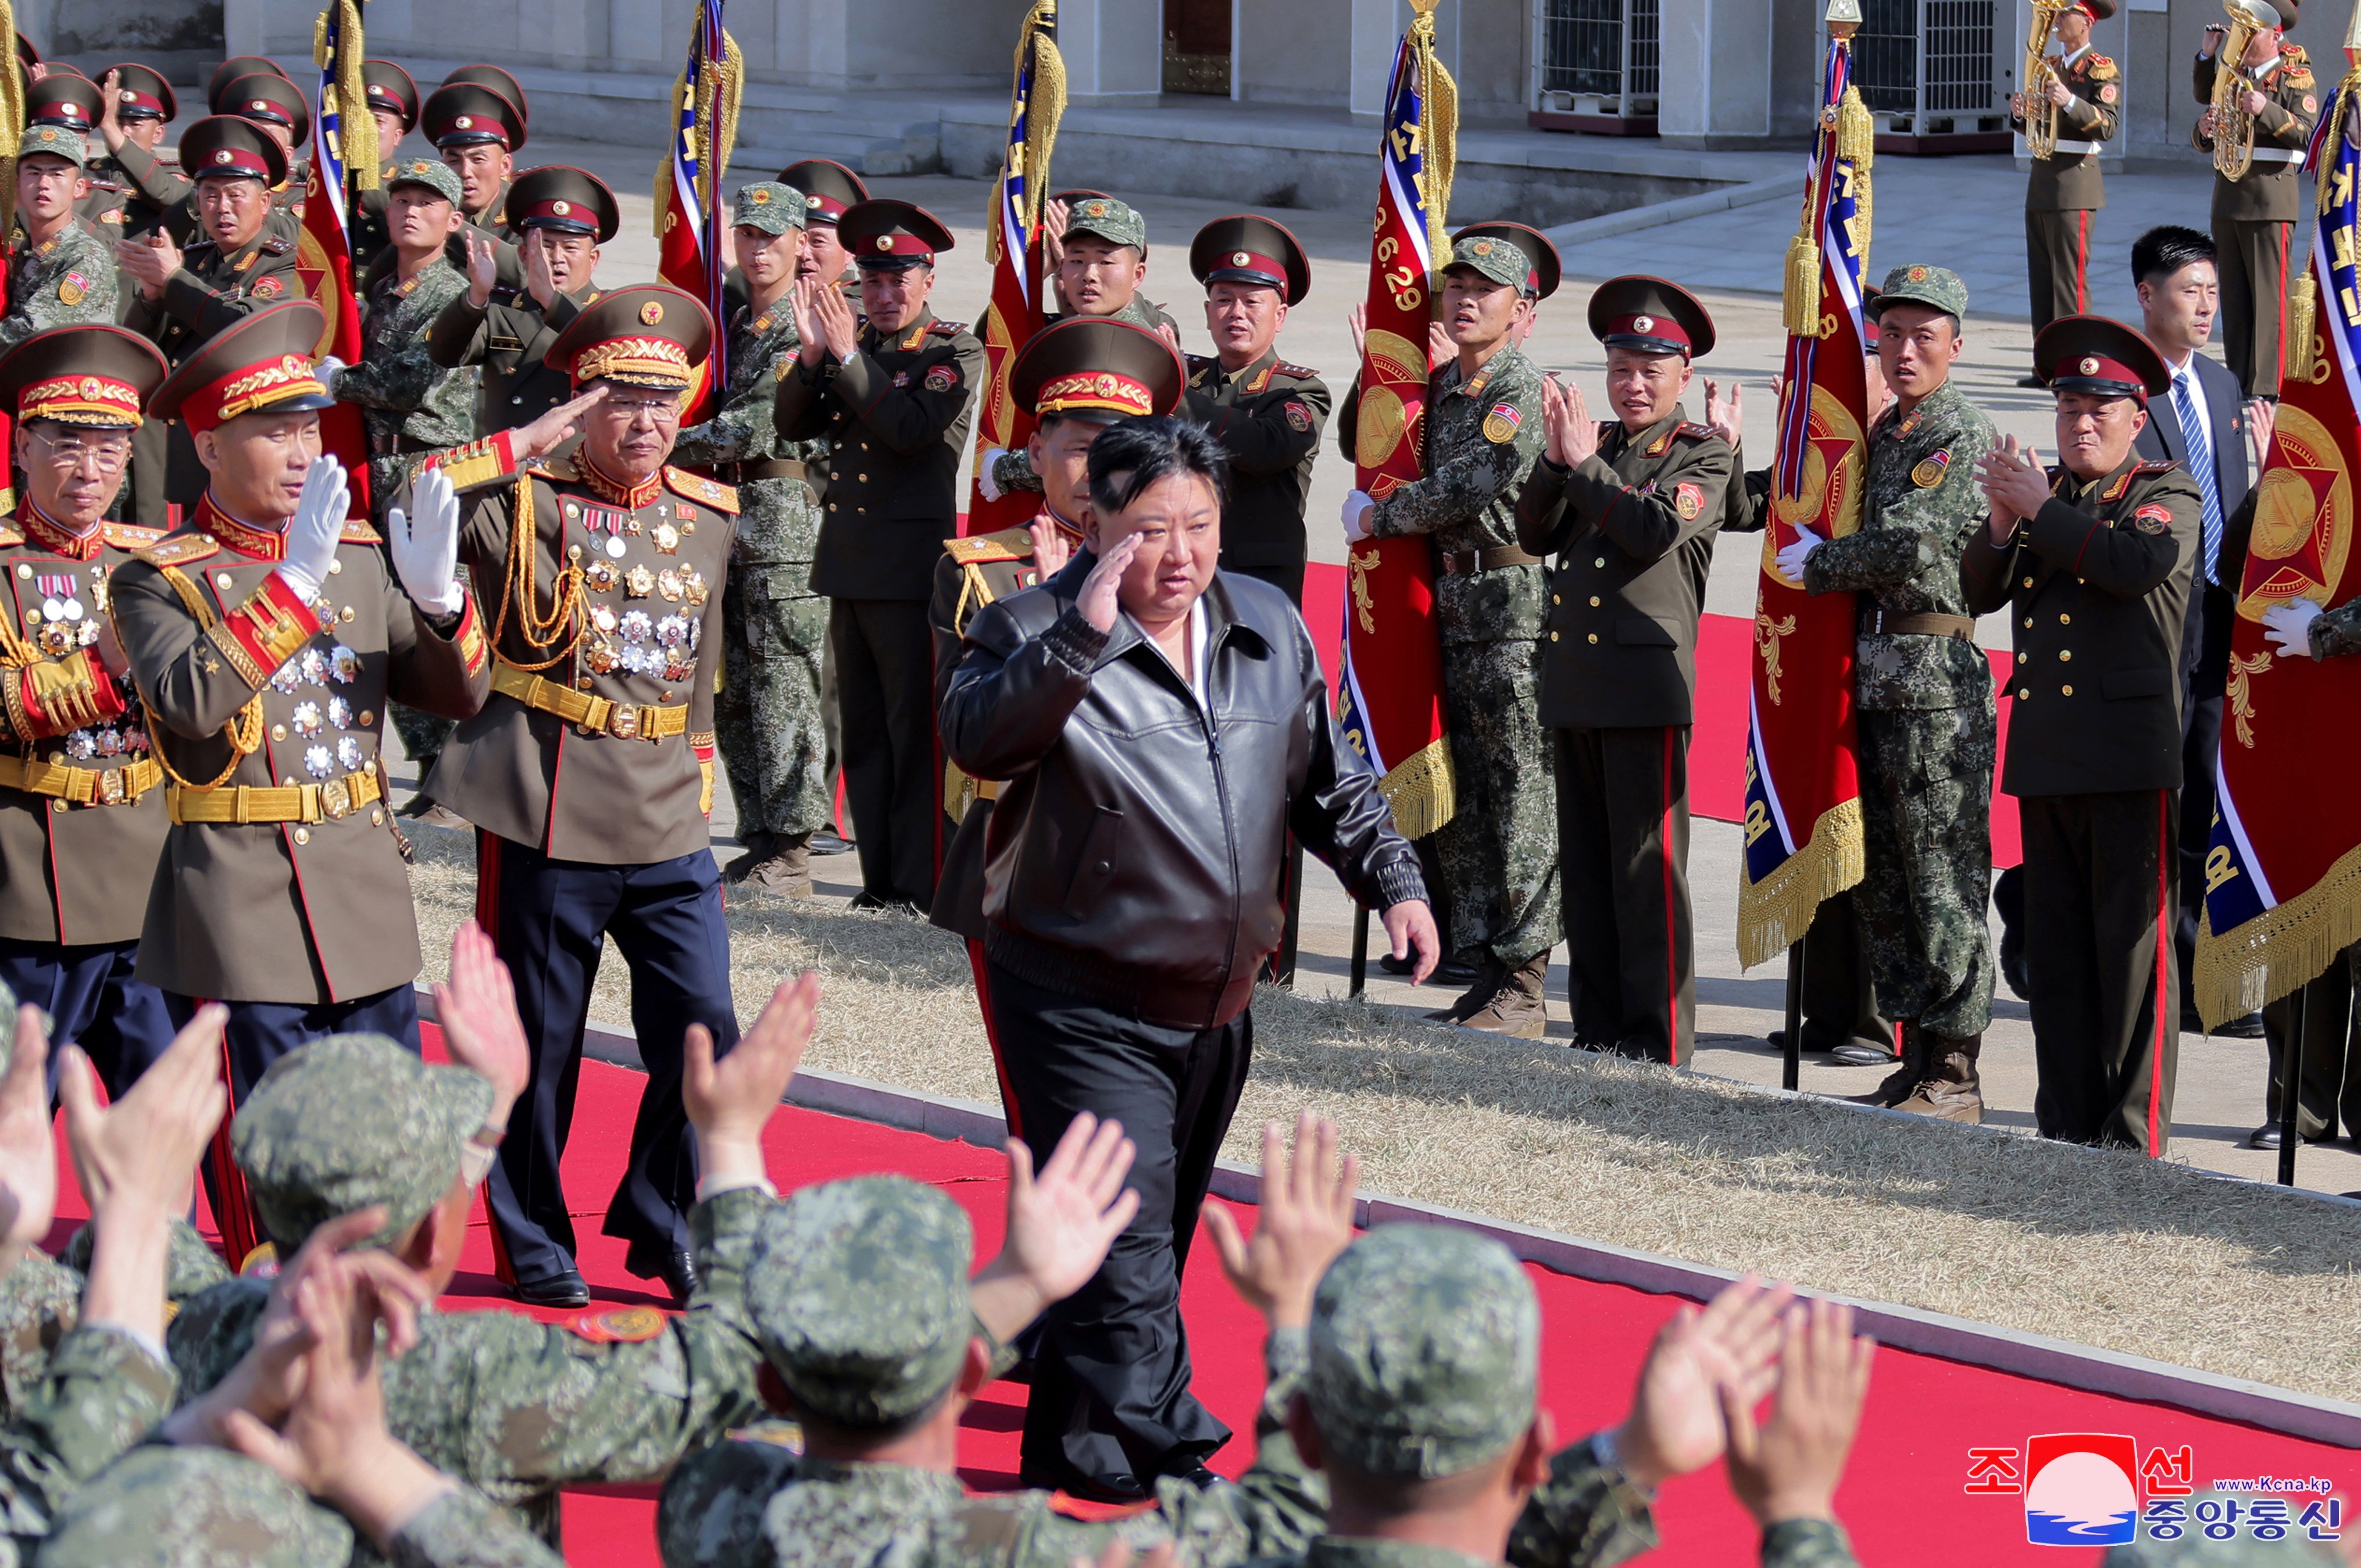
[
  {"x1": 655, "y1": 0, "x2": 740, "y2": 421},
  {"x1": 300, "y1": 0, "x2": 377, "y2": 519},
  {"x1": 1735, "y1": 12, "x2": 1875, "y2": 967},
  {"x1": 0, "y1": 0, "x2": 20, "y2": 512},
  {"x1": 1335, "y1": 0, "x2": 1457, "y2": 840}
]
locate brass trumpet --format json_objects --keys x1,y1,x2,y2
[
  {"x1": 2023, "y1": 0, "x2": 2067, "y2": 159},
  {"x1": 2210, "y1": 0, "x2": 2283, "y2": 183}
]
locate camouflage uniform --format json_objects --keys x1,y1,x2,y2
[
  {"x1": 1801, "y1": 282, "x2": 1998, "y2": 1048},
  {"x1": 1336, "y1": 346, "x2": 1556, "y2": 969},
  {"x1": 0, "y1": 1324, "x2": 177, "y2": 1562},
  {"x1": 0, "y1": 223, "x2": 117, "y2": 350},
  {"x1": 0, "y1": 1224, "x2": 229, "y2": 1425}
]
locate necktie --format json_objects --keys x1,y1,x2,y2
[{"x1": 2175, "y1": 368, "x2": 2224, "y2": 585}]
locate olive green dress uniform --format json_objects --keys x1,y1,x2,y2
[
  {"x1": 2194, "y1": 34, "x2": 2321, "y2": 397},
  {"x1": 77, "y1": 63, "x2": 182, "y2": 245},
  {"x1": 1183, "y1": 352, "x2": 1327, "y2": 605},
  {"x1": 426, "y1": 286, "x2": 599, "y2": 434},
  {"x1": 2014, "y1": 40, "x2": 2121, "y2": 333},
  {"x1": 1518, "y1": 376, "x2": 1730, "y2": 1065},
  {"x1": 348, "y1": 60, "x2": 424, "y2": 273}
]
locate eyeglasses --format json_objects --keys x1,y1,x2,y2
[
  {"x1": 602, "y1": 395, "x2": 682, "y2": 422},
  {"x1": 29, "y1": 431, "x2": 131, "y2": 472}
]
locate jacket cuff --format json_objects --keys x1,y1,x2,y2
[
  {"x1": 162, "y1": 269, "x2": 219, "y2": 326},
  {"x1": 1041, "y1": 608, "x2": 1110, "y2": 673},
  {"x1": 1374, "y1": 856, "x2": 1429, "y2": 910},
  {"x1": 16, "y1": 649, "x2": 128, "y2": 737},
  {"x1": 1763, "y1": 1519, "x2": 1853, "y2": 1561},
  {"x1": 216, "y1": 573, "x2": 323, "y2": 688},
  {"x1": 415, "y1": 430, "x2": 517, "y2": 492}
]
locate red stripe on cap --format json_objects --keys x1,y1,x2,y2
[
  {"x1": 1608, "y1": 312, "x2": 1691, "y2": 349},
  {"x1": 194, "y1": 145, "x2": 273, "y2": 180},
  {"x1": 116, "y1": 91, "x2": 166, "y2": 115},
  {"x1": 861, "y1": 231, "x2": 935, "y2": 260},
  {"x1": 1212, "y1": 248, "x2": 1287, "y2": 283}
]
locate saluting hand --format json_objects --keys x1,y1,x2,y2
[
  {"x1": 1077, "y1": 531, "x2": 1141, "y2": 633},
  {"x1": 463, "y1": 229, "x2": 499, "y2": 308},
  {"x1": 387, "y1": 469, "x2": 463, "y2": 616},
  {"x1": 98, "y1": 69, "x2": 127, "y2": 153},
  {"x1": 512, "y1": 383, "x2": 608, "y2": 461}
]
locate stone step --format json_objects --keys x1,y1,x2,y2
[{"x1": 730, "y1": 105, "x2": 942, "y2": 178}]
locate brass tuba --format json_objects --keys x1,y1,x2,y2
[
  {"x1": 2022, "y1": 0, "x2": 2066, "y2": 159},
  {"x1": 2211, "y1": 0, "x2": 2283, "y2": 182}
]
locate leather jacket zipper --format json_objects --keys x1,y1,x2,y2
[{"x1": 1199, "y1": 672, "x2": 1240, "y2": 1032}]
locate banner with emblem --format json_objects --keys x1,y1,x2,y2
[
  {"x1": 1334, "y1": 0, "x2": 1458, "y2": 840},
  {"x1": 1735, "y1": 22, "x2": 1874, "y2": 968},
  {"x1": 654, "y1": 0, "x2": 741, "y2": 422},
  {"x1": 0, "y1": 0, "x2": 20, "y2": 513},
  {"x1": 2196, "y1": 55, "x2": 2361, "y2": 1025},
  {"x1": 966, "y1": 0, "x2": 1064, "y2": 536},
  {"x1": 302, "y1": 0, "x2": 376, "y2": 517}
]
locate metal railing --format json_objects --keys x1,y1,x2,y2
[
  {"x1": 1850, "y1": 0, "x2": 2006, "y2": 134},
  {"x1": 1537, "y1": 0, "x2": 1659, "y2": 113}
]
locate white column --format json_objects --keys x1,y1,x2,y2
[
  {"x1": 1060, "y1": 0, "x2": 1164, "y2": 105},
  {"x1": 1657, "y1": 0, "x2": 1771, "y2": 144}
]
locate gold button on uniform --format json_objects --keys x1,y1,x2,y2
[
  {"x1": 2022, "y1": 618, "x2": 2032, "y2": 629},
  {"x1": 2062, "y1": 684, "x2": 2074, "y2": 696},
  {"x1": 2017, "y1": 687, "x2": 2030, "y2": 699},
  {"x1": 1589, "y1": 595, "x2": 1601, "y2": 607},
  {"x1": 1549, "y1": 631, "x2": 1559, "y2": 642},
  {"x1": 1551, "y1": 594, "x2": 1560, "y2": 605},
  {"x1": 2059, "y1": 649, "x2": 2071, "y2": 662},
  {"x1": 2022, "y1": 576, "x2": 2034, "y2": 588},
  {"x1": 328, "y1": 560, "x2": 342, "y2": 575},
  {"x1": 294, "y1": 827, "x2": 310, "y2": 844},
  {"x1": 1594, "y1": 557, "x2": 1606, "y2": 568},
  {"x1": 371, "y1": 809, "x2": 384, "y2": 826},
  {"x1": 50, "y1": 799, "x2": 66, "y2": 813},
  {"x1": 358, "y1": 710, "x2": 374, "y2": 726},
  {"x1": 271, "y1": 724, "x2": 287, "y2": 741},
  {"x1": 1587, "y1": 633, "x2": 1599, "y2": 644},
  {"x1": 2059, "y1": 613, "x2": 2071, "y2": 625}
]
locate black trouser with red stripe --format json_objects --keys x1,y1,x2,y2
[
  {"x1": 2025, "y1": 208, "x2": 2095, "y2": 334},
  {"x1": 2021, "y1": 790, "x2": 2180, "y2": 1154},
  {"x1": 1554, "y1": 724, "x2": 1694, "y2": 1065}
]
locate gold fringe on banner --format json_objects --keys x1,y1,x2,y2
[
  {"x1": 1021, "y1": 2, "x2": 1066, "y2": 230},
  {"x1": 1838, "y1": 81, "x2": 1871, "y2": 270},
  {"x1": 1407, "y1": 0, "x2": 1458, "y2": 269},
  {"x1": 0, "y1": 0, "x2": 23, "y2": 235},
  {"x1": 652, "y1": 26, "x2": 745, "y2": 236},
  {"x1": 1379, "y1": 735, "x2": 1458, "y2": 843},
  {"x1": 1737, "y1": 798, "x2": 1864, "y2": 970},
  {"x1": 2195, "y1": 837, "x2": 2361, "y2": 1029},
  {"x1": 2287, "y1": 273, "x2": 2318, "y2": 385},
  {"x1": 315, "y1": 0, "x2": 377, "y2": 190}
]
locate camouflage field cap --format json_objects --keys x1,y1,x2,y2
[
  {"x1": 1448, "y1": 233, "x2": 1539, "y2": 298},
  {"x1": 733, "y1": 181, "x2": 807, "y2": 237},
  {"x1": 745, "y1": 1174, "x2": 975, "y2": 1428},
  {"x1": 17, "y1": 123, "x2": 85, "y2": 171},
  {"x1": 1308, "y1": 1223, "x2": 1540, "y2": 1478},
  {"x1": 230, "y1": 1031, "x2": 491, "y2": 1253},
  {"x1": 385, "y1": 155, "x2": 463, "y2": 208},
  {"x1": 38, "y1": 1446, "x2": 355, "y2": 1567},
  {"x1": 1870, "y1": 263, "x2": 1969, "y2": 323},
  {"x1": 1064, "y1": 195, "x2": 1147, "y2": 253}
]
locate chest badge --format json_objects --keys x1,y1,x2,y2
[
  {"x1": 2132, "y1": 503, "x2": 2174, "y2": 535},
  {"x1": 1481, "y1": 402, "x2": 1521, "y2": 445},
  {"x1": 1910, "y1": 449, "x2": 1951, "y2": 488},
  {"x1": 1674, "y1": 482, "x2": 1705, "y2": 522},
  {"x1": 1284, "y1": 399, "x2": 1313, "y2": 434}
]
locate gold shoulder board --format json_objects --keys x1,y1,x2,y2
[{"x1": 665, "y1": 467, "x2": 740, "y2": 514}]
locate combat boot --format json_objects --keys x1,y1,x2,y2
[
  {"x1": 1895, "y1": 1031, "x2": 1983, "y2": 1123},
  {"x1": 744, "y1": 831, "x2": 814, "y2": 898},
  {"x1": 1458, "y1": 950, "x2": 1550, "y2": 1039},
  {"x1": 1847, "y1": 1020, "x2": 1925, "y2": 1108},
  {"x1": 722, "y1": 829, "x2": 775, "y2": 884},
  {"x1": 1426, "y1": 955, "x2": 1501, "y2": 1023}
]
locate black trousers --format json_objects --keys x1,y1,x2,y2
[
  {"x1": 1788, "y1": 891, "x2": 1893, "y2": 1056},
  {"x1": 2260, "y1": 948, "x2": 2361, "y2": 1140},
  {"x1": 2022, "y1": 790, "x2": 2180, "y2": 1153},
  {"x1": 830, "y1": 597, "x2": 935, "y2": 905},
  {"x1": 985, "y1": 960, "x2": 1249, "y2": 1496},
  {"x1": 0, "y1": 937, "x2": 176, "y2": 1099},
  {"x1": 1555, "y1": 724, "x2": 1694, "y2": 1064},
  {"x1": 2176, "y1": 583, "x2": 2235, "y2": 1008},
  {"x1": 476, "y1": 833, "x2": 739, "y2": 1285}
]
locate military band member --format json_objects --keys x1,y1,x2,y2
[
  {"x1": 1964, "y1": 317, "x2": 2196, "y2": 1152},
  {"x1": 1338, "y1": 222, "x2": 1558, "y2": 1035},
  {"x1": 423, "y1": 72, "x2": 526, "y2": 241},
  {"x1": 419, "y1": 285, "x2": 740, "y2": 1309},
  {"x1": 1778, "y1": 265, "x2": 1999, "y2": 1121},
  {"x1": 0, "y1": 325, "x2": 174, "y2": 1096},
  {"x1": 349, "y1": 59, "x2": 425, "y2": 272},
  {"x1": 2, "y1": 127, "x2": 119, "y2": 350},
  {"x1": 119, "y1": 116, "x2": 302, "y2": 521},
  {"x1": 2011, "y1": 0, "x2": 2120, "y2": 368},
  {"x1": 426, "y1": 165, "x2": 615, "y2": 435},
  {"x1": 88, "y1": 63, "x2": 187, "y2": 245},
  {"x1": 109, "y1": 299, "x2": 490, "y2": 1098},
  {"x1": 1517, "y1": 277, "x2": 1731, "y2": 1064},
  {"x1": 669, "y1": 182, "x2": 831, "y2": 896},
  {"x1": 2195, "y1": 0, "x2": 2319, "y2": 398},
  {"x1": 777, "y1": 199, "x2": 982, "y2": 912}
]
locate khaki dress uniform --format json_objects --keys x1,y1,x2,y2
[
  {"x1": 1182, "y1": 351, "x2": 1328, "y2": 606},
  {"x1": 2013, "y1": 40, "x2": 2121, "y2": 334},
  {"x1": 78, "y1": 63, "x2": 182, "y2": 245},
  {"x1": 2194, "y1": 34, "x2": 2321, "y2": 398}
]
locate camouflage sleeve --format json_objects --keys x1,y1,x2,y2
[
  {"x1": 335, "y1": 277, "x2": 469, "y2": 416},
  {"x1": 990, "y1": 447, "x2": 1044, "y2": 497},
  {"x1": 1503, "y1": 1434, "x2": 1661, "y2": 1568},
  {"x1": 63, "y1": 1218, "x2": 229, "y2": 1304},
  {"x1": 162, "y1": 1277, "x2": 272, "y2": 1405},
  {"x1": 1368, "y1": 397, "x2": 1547, "y2": 540},
  {"x1": 1804, "y1": 417, "x2": 1995, "y2": 595},
  {"x1": 384, "y1": 1485, "x2": 565, "y2": 1568},
  {"x1": 0, "y1": 242, "x2": 116, "y2": 349},
  {"x1": 655, "y1": 1428, "x2": 799, "y2": 1568},
  {"x1": 2310, "y1": 597, "x2": 2361, "y2": 659},
  {"x1": 1759, "y1": 1519, "x2": 1858, "y2": 1568},
  {"x1": 0, "y1": 1324, "x2": 175, "y2": 1535},
  {"x1": 0, "y1": 1256, "x2": 79, "y2": 1424},
  {"x1": 669, "y1": 400, "x2": 761, "y2": 468}
]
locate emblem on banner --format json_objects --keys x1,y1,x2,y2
[
  {"x1": 2240, "y1": 402, "x2": 2353, "y2": 621},
  {"x1": 1765, "y1": 384, "x2": 1864, "y2": 588}
]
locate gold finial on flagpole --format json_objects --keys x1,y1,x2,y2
[{"x1": 1826, "y1": 0, "x2": 1861, "y2": 40}]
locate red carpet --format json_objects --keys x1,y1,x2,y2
[
  {"x1": 1304, "y1": 563, "x2": 2024, "y2": 865},
  {"x1": 52, "y1": 1030, "x2": 2357, "y2": 1565}
]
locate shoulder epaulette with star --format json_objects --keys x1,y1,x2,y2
[
  {"x1": 928, "y1": 319, "x2": 967, "y2": 337},
  {"x1": 664, "y1": 467, "x2": 739, "y2": 514},
  {"x1": 1676, "y1": 422, "x2": 1719, "y2": 442},
  {"x1": 259, "y1": 235, "x2": 292, "y2": 256},
  {"x1": 137, "y1": 533, "x2": 222, "y2": 569},
  {"x1": 99, "y1": 522, "x2": 165, "y2": 550},
  {"x1": 1276, "y1": 363, "x2": 1319, "y2": 381},
  {"x1": 537, "y1": 455, "x2": 579, "y2": 484},
  {"x1": 0, "y1": 526, "x2": 22, "y2": 548},
  {"x1": 340, "y1": 520, "x2": 381, "y2": 544},
  {"x1": 946, "y1": 527, "x2": 1034, "y2": 566},
  {"x1": 2087, "y1": 54, "x2": 2118, "y2": 81}
]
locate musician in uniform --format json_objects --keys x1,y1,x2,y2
[
  {"x1": 87, "y1": 63, "x2": 183, "y2": 244},
  {"x1": 2010, "y1": 0, "x2": 2121, "y2": 369},
  {"x1": 423, "y1": 72, "x2": 526, "y2": 242},
  {"x1": 1966, "y1": 316, "x2": 2198, "y2": 1153},
  {"x1": 2195, "y1": 0, "x2": 2319, "y2": 399},
  {"x1": 417, "y1": 285, "x2": 741, "y2": 1311},
  {"x1": 2, "y1": 127, "x2": 119, "y2": 348},
  {"x1": 0, "y1": 324, "x2": 174, "y2": 1095},
  {"x1": 776, "y1": 199, "x2": 982, "y2": 913}
]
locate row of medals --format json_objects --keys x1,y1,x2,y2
[
  {"x1": 268, "y1": 640, "x2": 370, "y2": 780},
  {"x1": 23, "y1": 568, "x2": 151, "y2": 764},
  {"x1": 565, "y1": 500, "x2": 709, "y2": 681}
]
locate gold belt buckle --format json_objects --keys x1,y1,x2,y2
[
  {"x1": 96, "y1": 768, "x2": 124, "y2": 807},
  {"x1": 609, "y1": 705, "x2": 641, "y2": 740},
  {"x1": 321, "y1": 777, "x2": 353, "y2": 820}
]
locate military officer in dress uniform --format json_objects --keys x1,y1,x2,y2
[
  {"x1": 118, "y1": 116, "x2": 302, "y2": 522},
  {"x1": 1516, "y1": 276, "x2": 1731, "y2": 1065},
  {"x1": 2012, "y1": 0, "x2": 2121, "y2": 371},
  {"x1": 2, "y1": 127, "x2": 119, "y2": 350},
  {"x1": 88, "y1": 63, "x2": 186, "y2": 246},
  {"x1": 109, "y1": 299, "x2": 490, "y2": 1106},
  {"x1": 0, "y1": 324, "x2": 174, "y2": 1095},
  {"x1": 209, "y1": 73, "x2": 313, "y2": 221},
  {"x1": 24, "y1": 70, "x2": 101, "y2": 141},
  {"x1": 349, "y1": 60, "x2": 425, "y2": 273},
  {"x1": 777, "y1": 199, "x2": 982, "y2": 913},
  {"x1": 423, "y1": 73, "x2": 526, "y2": 242},
  {"x1": 2195, "y1": 0, "x2": 2319, "y2": 398},
  {"x1": 417, "y1": 284, "x2": 741, "y2": 1310},
  {"x1": 1964, "y1": 317, "x2": 2197, "y2": 1152}
]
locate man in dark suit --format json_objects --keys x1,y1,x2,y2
[{"x1": 2128, "y1": 226, "x2": 2271, "y2": 1048}]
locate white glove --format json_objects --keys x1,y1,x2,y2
[
  {"x1": 388, "y1": 469, "x2": 464, "y2": 615},
  {"x1": 1342, "y1": 489, "x2": 1375, "y2": 544},
  {"x1": 1775, "y1": 523, "x2": 1825, "y2": 582},
  {"x1": 2263, "y1": 598, "x2": 2323, "y2": 659},
  {"x1": 316, "y1": 355, "x2": 347, "y2": 396},
  {"x1": 978, "y1": 447, "x2": 1010, "y2": 503},
  {"x1": 274, "y1": 459, "x2": 348, "y2": 603}
]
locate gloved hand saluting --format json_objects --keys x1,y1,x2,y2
[
  {"x1": 388, "y1": 470, "x2": 464, "y2": 616},
  {"x1": 276, "y1": 459, "x2": 349, "y2": 605}
]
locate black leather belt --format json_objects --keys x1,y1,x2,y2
[
  {"x1": 1437, "y1": 545, "x2": 1541, "y2": 576},
  {"x1": 1862, "y1": 608, "x2": 1976, "y2": 641}
]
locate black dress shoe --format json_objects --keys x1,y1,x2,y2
[
  {"x1": 626, "y1": 1244, "x2": 701, "y2": 1305},
  {"x1": 2248, "y1": 1123, "x2": 2283, "y2": 1149},
  {"x1": 809, "y1": 827, "x2": 856, "y2": 855},
  {"x1": 1767, "y1": 1028, "x2": 1835, "y2": 1055},
  {"x1": 2218, "y1": 1012, "x2": 2267, "y2": 1040},
  {"x1": 1828, "y1": 1041, "x2": 1899, "y2": 1066},
  {"x1": 512, "y1": 1267, "x2": 591, "y2": 1309}
]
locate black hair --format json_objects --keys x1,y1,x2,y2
[
  {"x1": 1085, "y1": 415, "x2": 1229, "y2": 517},
  {"x1": 1033, "y1": 409, "x2": 1120, "y2": 438},
  {"x1": 2133, "y1": 226, "x2": 2216, "y2": 287}
]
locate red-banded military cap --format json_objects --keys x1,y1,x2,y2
[
  {"x1": 25, "y1": 72, "x2": 100, "y2": 132},
  {"x1": 0, "y1": 325, "x2": 169, "y2": 429},
  {"x1": 838, "y1": 199, "x2": 955, "y2": 270},
  {"x1": 219, "y1": 72, "x2": 310, "y2": 145},
  {"x1": 422, "y1": 80, "x2": 525, "y2": 152},
  {"x1": 152, "y1": 301, "x2": 335, "y2": 434},
  {"x1": 1189, "y1": 214, "x2": 1311, "y2": 306},
  {"x1": 440, "y1": 65, "x2": 528, "y2": 126},
  {"x1": 1587, "y1": 274, "x2": 1716, "y2": 359},
  {"x1": 1451, "y1": 221, "x2": 1562, "y2": 302},
  {"x1": 362, "y1": 60, "x2": 420, "y2": 133},
  {"x1": 550, "y1": 285, "x2": 713, "y2": 392},
  {"x1": 777, "y1": 158, "x2": 867, "y2": 224},
  {"x1": 102, "y1": 62, "x2": 177, "y2": 122},
  {"x1": 2070, "y1": 0, "x2": 2120, "y2": 18},
  {"x1": 505, "y1": 165, "x2": 617, "y2": 241},
  {"x1": 2035, "y1": 314, "x2": 2170, "y2": 402},
  {"x1": 179, "y1": 116, "x2": 290, "y2": 188},
  {"x1": 14, "y1": 34, "x2": 36, "y2": 74},
  {"x1": 208, "y1": 56, "x2": 289, "y2": 105},
  {"x1": 1011, "y1": 317, "x2": 1185, "y2": 423}
]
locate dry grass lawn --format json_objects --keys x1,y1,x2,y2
[{"x1": 408, "y1": 827, "x2": 2361, "y2": 1405}]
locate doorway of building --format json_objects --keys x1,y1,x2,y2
[{"x1": 1163, "y1": 0, "x2": 1231, "y2": 95}]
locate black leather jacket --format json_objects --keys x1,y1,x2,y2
[{"x1": 940, "y1": 561, "x2": 1426, "y2": 1030}]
